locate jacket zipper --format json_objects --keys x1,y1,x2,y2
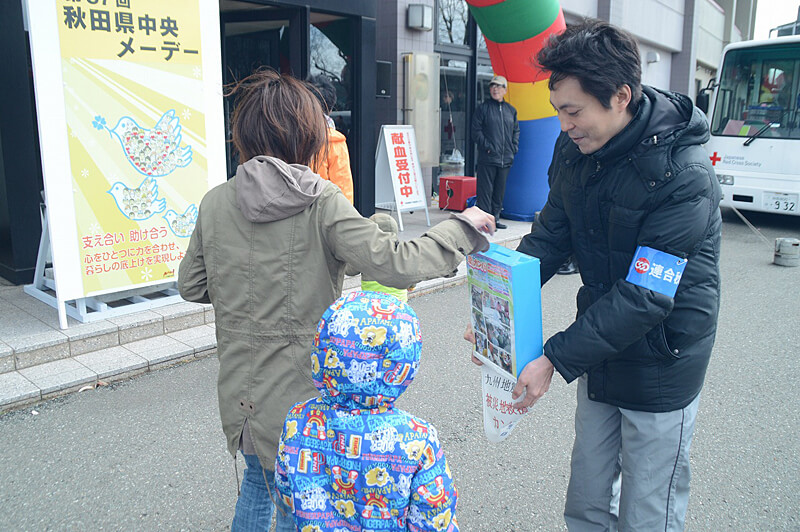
[{"x1": 500, "y1": 103, "x2": 506, "y2": 165}]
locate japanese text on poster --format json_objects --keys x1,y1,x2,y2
[{"x1": 54, "y1": 0, "x2": 217, "y2": 296}]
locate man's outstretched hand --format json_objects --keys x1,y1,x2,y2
[
  {"x1": 512, "y1": 355, "x2": 554, "y2": 408},
  {"x1": 467, "y1": 323, "x2": 555, "y2": 407}
]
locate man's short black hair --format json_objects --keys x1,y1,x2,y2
[
  {"x1": 538, "y1": 19, "x2": 642, "y2": 113},
  {"x1": 306, "y1": 74, "x2": 337, "y2": 114}
]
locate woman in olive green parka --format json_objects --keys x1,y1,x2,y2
[{"x1": 177, "y1": 69, "x2": 495, "y2": 531}]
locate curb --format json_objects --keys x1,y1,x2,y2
[{"x1": 0, "y1": 234, "x2": 524, "y2": 412}]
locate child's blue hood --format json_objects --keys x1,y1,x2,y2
[{"x1": 311, "y1": 291, "x2": 422, "y2": 411}]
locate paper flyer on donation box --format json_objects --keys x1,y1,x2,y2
[{"x1": 481, "y1": 364, "x2": 529, "y2": 443}]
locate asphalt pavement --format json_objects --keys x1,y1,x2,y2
[{"x1": 0, "y1": 207, "x2": 798, "y2": 531}]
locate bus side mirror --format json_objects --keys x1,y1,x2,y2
[{"x1": 696, "y1": 91, "x2": 709, "y2": 114}]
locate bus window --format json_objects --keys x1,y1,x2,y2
[{"x1": 711, "y1": 44, "x2": 800, "y2": 139}]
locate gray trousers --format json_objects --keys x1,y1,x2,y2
[{"x1": 565, "y1": 376, "x2": 700, "y2": 532}]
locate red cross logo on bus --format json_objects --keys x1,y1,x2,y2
[{"x1": 709, "y1": 151, "x2": 721, "y2": 166}]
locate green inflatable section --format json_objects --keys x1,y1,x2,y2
[{"x1": 470, "y1": 0, "x2": 561, "y2": 43}]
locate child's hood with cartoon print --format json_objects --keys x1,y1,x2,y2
[
  {"x1": 311, "y1": 291, "x2": 422, "y2": 411},
  {"x1": 276, "y1": 291, "x2": 459, "y2": 531}
]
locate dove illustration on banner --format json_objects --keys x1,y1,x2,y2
[
  {"x1": 163, "y1": 204, "x2": 198, "y2": 238},
  {"x1": 94, "y1": 110, "x2": 192, "y2": 177},
  {"x1": 107, "y1": 177, "x2": 167, "y2": 221}
]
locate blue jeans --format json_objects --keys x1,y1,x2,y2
[{"x1": 231, "y1": 453, "x2": 296, "y2": 532}]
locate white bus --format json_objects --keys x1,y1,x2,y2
[{"x1": 702, "y1": 35, "x2": 800, "y2": 216}]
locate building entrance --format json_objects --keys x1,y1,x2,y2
[
  {"x1": 220, "y1": 2, "x2": 308, "y2": 175},
  {"x1": 217, "y1": 1, "x2": 373, "y2": 214}
]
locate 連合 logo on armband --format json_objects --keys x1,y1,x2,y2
[{"x1": 626, "y1": 246, "x2": 687, "y2": 298}]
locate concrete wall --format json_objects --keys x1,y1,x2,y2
[
  {"x1": 376, "y1": 1, "x2": 437, "y2": 193},
  {"x1": 640, "y1": 43, "x2": 673, "y2": 90},
  {"x1": 561, "y1": 0, "x2": 598, "y2": 19},
  {"x1": 733, "y1": 0, "x2": 756, "y2": 41},
  {"x1": 558, "y1": 0, "x2": 758, "y2": 97},
  {"x1": 395, "y1": 0, "x2": 435, "y2": 124},
  {"x1": 611, "y1": 0, "x2": 685, "y2": 52},
  {"x1": 696, "y1": 0, "x2": 725, "y2": 69},
  {"x1": 375, "y1": 1, "x2": 437, "y2": 128}
]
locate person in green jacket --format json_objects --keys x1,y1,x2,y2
[{"x1": 177, "y1": 68, "x2": 495, "y2": 532}]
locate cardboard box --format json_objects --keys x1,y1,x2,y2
[{"x1": 467, "y1": 244, "x2": 543, "y2": 380}]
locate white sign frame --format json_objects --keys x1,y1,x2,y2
[
  {"x1": 374, "y1": 124, "x2": 430, "y2": 231},
  {"x1": 24, "y1": 0, "x2": 225, "y2": 328}
]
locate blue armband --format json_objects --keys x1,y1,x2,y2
[{"x1": 625, "y1": 246, "x2": 687, "y2": 298}]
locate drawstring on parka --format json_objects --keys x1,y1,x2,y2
[{"x1": 231, "y1": 420, "x2": 288, "y2": 518}]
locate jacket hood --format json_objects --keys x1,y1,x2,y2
[
  {"x1": 640, "y1": 85, "x2": 710, "y2": 146},
  {"x1": 594, "y1": 85, "x2": 710, "y2": 165},
  {"x1": 311, "y1": 291, "x2": 422, "y2": 411},
  {"x1": 235, "y1": 155, "x2": 325, "y2": 223},
  {"x1": 328, "y1": 127, "x2": 347, "y2": 145}
]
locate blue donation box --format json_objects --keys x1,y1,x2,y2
[{"x1": 467, "y1": 243, "x2": 543, "y2": 380}]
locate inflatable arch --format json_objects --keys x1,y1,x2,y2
[{"x1": 466, "y1": 0, "x2": 566, "y2": 220}]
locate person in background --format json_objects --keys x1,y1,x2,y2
[
  {"x1": 759, "y1": 75, "x2": 775, "y2": 104},
  {"x1": 275, "y1": 291, "x2": 459, "y2": 531},
  {"x1": 471, "y1": 75, "x2": 519, "y2": 230},
  {"x1": 470, "y1": 20, "x2": 721, "y2": 531},
  {"x1": 178, "y1": 68, "x2": 494, "y2": 532},
  {"x1": 308, "y1": 73, "x2": 355, "y2": 204},
  {"x1": 557, "y1": 255, "x2": 579, "y2": 275},
  {"x1": 776, "y1": 71, "x2": 797, "y2": 127}
]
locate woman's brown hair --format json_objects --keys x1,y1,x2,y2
[{"x1": 227, "y1": 68, "x2": 328, "y2": 167}]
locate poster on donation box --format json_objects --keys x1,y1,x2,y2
[
  {"x1": 25, "y1": 0, "x2": 225, "y2": 300},
  {"x1": 375, "y1": 125, "x2": 429, "y2": 230},
  {"x1": 467, "y1": 243, "x2": 544, "y2": 442}
]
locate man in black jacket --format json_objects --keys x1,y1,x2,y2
[
  {"x1": 472, "y1": 75, "x2": 519, "y2": 229},
  {"x1": 502, "y1": 20, "x2": 721, "y2": 531}
]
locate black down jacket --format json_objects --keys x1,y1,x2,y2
[
  {"x1": 472, "y1": 98, "x2": 520, "y2": 167},
  {"x1": 517, "y1": 86, "x2": 722, "y2": 412}
]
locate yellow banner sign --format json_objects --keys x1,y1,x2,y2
[{"x1": 56, "y1": 0, "x2": 214, "y2": 296}]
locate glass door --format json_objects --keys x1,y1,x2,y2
[
  {"x1": 439, "y1": 57, "x2": 468, "y2": 182},
  {"x1": 309, "y1": 13, "x2": 354, "y2": 140},
  {"x1": 220, "y1": 2, "x2": 303, "y2": 175}
]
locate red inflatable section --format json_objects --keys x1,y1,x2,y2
[
  {"x1": 483, "y1": 10, "x2": 565, "y2": 83},
  {"x1": 466, "y1": 0, "x2": 506, "y2": 7}
]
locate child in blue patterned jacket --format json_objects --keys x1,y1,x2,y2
[{"x1": 275, "y1": 291, "x2": 459, "y2": 532}]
